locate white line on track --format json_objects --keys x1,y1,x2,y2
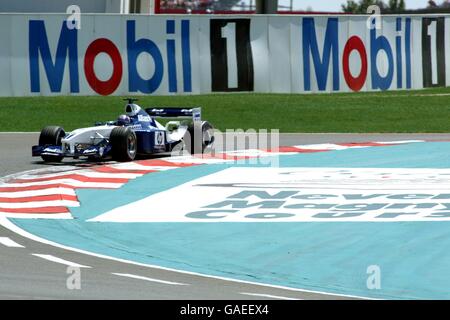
[
  {"x1": 31, "y1": 254, "x2": 91, "y2": 268},
  {"x1": 239, "y1": 292, "x2": 301, "y2": 300},
  {"x1": 15, "y1": 170, "x2": 143, "y2": 180},
  {"x1": 375, "y1": 140, "x2": 425, "y2": 144},
  {"x1": 293, "y1": 144, "x2": 350, "y2": 150},
  {"x1": 112, "y1": 273, "x2": 188, "y2": 286},
  {"x1": 0, "y1": 217, "x2": 371, "y2": 299},
  {"x1": 0, "y1": 200, "x2": 79, "y2": 209},
  {"x1": 0, "y1": 213, "x2": 72, "y2": 219},
  {"x1": 0, "y1": 237, "x2": 24, "y2": 248},
  {"x1": 0, "y1": 188, "x2": 76, "y2": 198},
  {"x1": 2, "y1": 180, "x2": 123, "y2": 189},
  {"x1": 109, "y1": 163, "x2": 180, "y2": 171}
]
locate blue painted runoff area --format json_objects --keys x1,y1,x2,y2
[{"x1": 11, "y1": 142, "x2": 450, "y2": 299}]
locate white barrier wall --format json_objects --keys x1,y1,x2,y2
[{"x1": 0, "y1": 13, "x2": 447, "y2": 96}]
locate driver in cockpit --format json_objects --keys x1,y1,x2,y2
[{"x1": 116, "y1": 114, "x2": 131, "y2": 126}]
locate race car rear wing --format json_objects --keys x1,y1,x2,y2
[{"x1": 145, "y1": 107, "x2": 201, "y2": 122}]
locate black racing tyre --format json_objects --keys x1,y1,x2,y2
[
  {"x1": 110, "y1": 127, "x2": 137, "y2": 162},
  {"x1": 38, "y1": 126, "x2": 65, "y2": 162},
  {"x1": 185, "y1": 121, "x2": 215, "y2": 155}
]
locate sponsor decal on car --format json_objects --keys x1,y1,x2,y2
[
  {"x1": 137, "y1": 115, "x2": 152, "y2": 122},
  {"x1": 155, "y1": 131, "x2": 165, "y2": 146}
]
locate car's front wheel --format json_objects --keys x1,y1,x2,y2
[
  {"x1": 39, "y1": 126, "x2": 65, "y2": 162},
  {"x1": 110, "y1": 127, "x2": 137, "y2": 162}
]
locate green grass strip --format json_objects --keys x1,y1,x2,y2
[{"x1": 1, "y1": 87, "x2": 450, "y2": 132}]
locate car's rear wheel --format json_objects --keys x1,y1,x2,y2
[
  {"x1": 110, "y1": 127, "x2": 137, "y2": 162},
  {"x1": 39, "y1": 126, "x2": 65, "y2": 162},
  {"x1": 184, "y1": 121, "x2": 214, "y2": 155}
]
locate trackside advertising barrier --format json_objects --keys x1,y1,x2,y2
[{"x1": 0, "y1": 13, "x2": 447, "y2": 96}]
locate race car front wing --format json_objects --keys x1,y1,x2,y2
[{"x1": 32, "y1": 144, "x2": 112, "y2": 159}]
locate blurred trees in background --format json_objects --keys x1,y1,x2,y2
[
  {"x1": 342, "y1": 0, "x2": 450, "y2": 13},
  {"x1": 341, "y1": 0, "x2": 405, "y2": 13}
]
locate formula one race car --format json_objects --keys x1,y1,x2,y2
[{"x1": 32, "y1": 98, "x2": 214, "y2": 162}]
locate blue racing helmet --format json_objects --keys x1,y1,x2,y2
[{"x1": 117, "y1": 114, "x2": 131, "y2": 126}]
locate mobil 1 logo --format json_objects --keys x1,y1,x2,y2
[
  {"x1": 210, "y1": 19, "x2": 254, "y2": 92},
  {"x1": 422, "y1": 17, "x2": 446, "y2": 87}
]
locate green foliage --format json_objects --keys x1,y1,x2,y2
[
  {"x1": 341, "y1": 0, "x2": 401, "y2": 13},
  {"x1": 388, "y1": 0, "x2": 406, "y2": 11}
]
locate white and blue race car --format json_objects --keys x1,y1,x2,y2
[{"x1": 32, "y1": 98, "x2": 214, "y2": 162}]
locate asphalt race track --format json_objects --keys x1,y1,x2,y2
[
  {"x1": 2, "y1": 133, "x2": 450, "y2": 300},
  {"x1": 4, "y1": 132, "x2": 450, "y2": 178}
]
